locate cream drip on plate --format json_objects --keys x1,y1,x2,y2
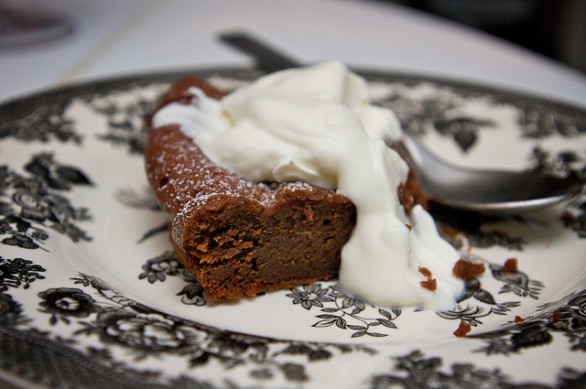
[{"x1": 152, "y1": 62, "x2": 464, "y2": 309}]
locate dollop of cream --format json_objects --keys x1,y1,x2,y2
[{"x1": 152, "y1": 62, "x2": 464, "y2": 309}]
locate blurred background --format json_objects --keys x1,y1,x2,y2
[
  {"x1": 376, "y1": 0, "x2": 586, "y2": 74},
  {"x1": 1, "y1": 0, "x2": 585, "y2": 106}
]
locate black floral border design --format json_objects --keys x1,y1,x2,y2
[
  {"x1": 1, "y1": 254, "x2": 581, "y2": 388},
  {"x1": 80, "y1": 86, "x2": 166, "y2": 155},
  {"x1": 0, "y1": 67, "x2": 585, "y2": 388},
  {"x1": 514, "y1": 99, "x2": 586, "y2": 139},
  {"x1": 368, "y1": 349, "x2": 586, "y2": 388},
  {"x1": 0, "y1": 96, "x2": 81, "y2": 144},
  {"x1": 68, "y1": 273, "x2": 376, "y2": 385},
  {"x1": 139, "y1": 250, "x2": 207, "y2": 306},
  {"x1": 377, "y1": 85, "x2": 496, "y2": 152},
  {"x1": 0, "y1": 153, "x2": 93, "y2": 250},
  {"x1": 287, "y1": 283, "x2": 401, "y2": 338},
  {"x1": 1, "y1": 296, "x2": 217, "y2": 388},
  {"x1": 0, "y1": 255, "x2": 208, "y2": 389},
  {"x1": 0, "y1": 256, "x2": 374, "y2": 388},
  {"x1": 471, "y1": 288, "x2": 586, "y2": 355},
  {"x1": 0, "y1": 256, "x2": 45, "y2": 292}
]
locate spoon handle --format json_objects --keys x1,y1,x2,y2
[{"x1": 219, "y1": 31, "x2": 300, "y2": 72}]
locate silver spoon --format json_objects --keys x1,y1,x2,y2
[
  {"x1": 218, "y1": 31, "x2": 585, "y2": 215},
  {"x1": 397, "y1": 136, "x2": 584, "y2": 214}
]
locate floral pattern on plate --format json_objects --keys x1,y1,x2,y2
[{"x1": 0, "y1": 68, "x2": 584, "y2": 388}]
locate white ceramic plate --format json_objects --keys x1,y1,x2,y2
[{"x1": 0, "y1": 68, "x2": 584, "y2": 389}]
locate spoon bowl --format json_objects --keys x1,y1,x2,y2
[{"x1": 396, "y1": 136, "x2": 585, "y2": 214}]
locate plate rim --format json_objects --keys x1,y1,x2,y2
[{"x1": 0, "y1": 64, "x2": 584, "y2": 389}]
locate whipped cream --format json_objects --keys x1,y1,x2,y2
[{"x1": 152, "y1": 62, "x2": 464, "y2": 309}]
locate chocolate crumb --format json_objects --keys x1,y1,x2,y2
[
  {"x1": 420, "y1": 278, "x2": 437, "y2": 291},
  {"x1": 452, "y1": 259, "x2": 486, "y2": 280},
  {"x1": 418, "y1": 266, "x2": 432, "y2": 278},
  {"x1": 453, "y1": 321, "x2": 471, "y2": 337},
  {"x1": 418, "y1": 266, "x2": 437, "y2": 291},
  {"x1": 502, "y1": 258, "x2": 518, "y2": 273},
  {"x1": 551, "y1": 311, "x2": 560, "y2": 323}
]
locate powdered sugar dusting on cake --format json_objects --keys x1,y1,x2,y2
[{"x1": 146, "y1": 125, "x2": 341, "y2": 250}]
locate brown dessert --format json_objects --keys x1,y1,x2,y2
[
  {"x1": 145, "y1": 77, "x2": 357, "y2": 301},
  {"x1": 145, "y1": 74, "x2": 432, "y2": 302}
]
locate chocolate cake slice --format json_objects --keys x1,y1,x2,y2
[{"x1": 145, "y1": 77, "x2": 357, "y2": 301}]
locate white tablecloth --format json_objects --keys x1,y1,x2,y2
[{"x1": 1, "y1": 0, "x2": 585, "y2": 108}]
